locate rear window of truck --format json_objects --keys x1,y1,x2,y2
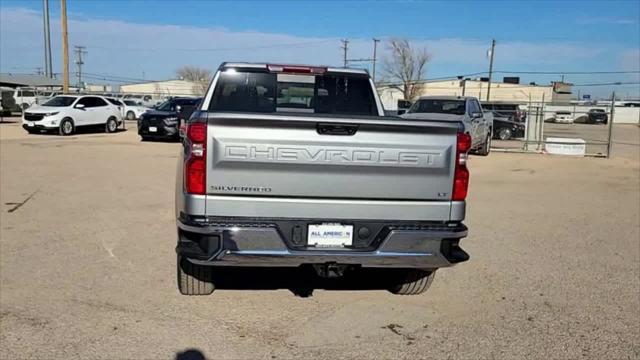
[
  {"x1": 209, "y1": 70, "x2": 377, "y2": 116},
  {"x1": 408, "y1": 99, "x2": 466, "y2": 115}
]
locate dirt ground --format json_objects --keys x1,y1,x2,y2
[{"x1": 1, "y1": 118, "x2": 638, "y2": 359}]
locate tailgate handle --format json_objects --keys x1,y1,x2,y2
[{"x1": 316, "y1": 123, "x2": 358, "y2": 136}]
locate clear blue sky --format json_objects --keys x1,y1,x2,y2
[{"x1": 1, "y1": 0, "x2": 639, "y2": 98}]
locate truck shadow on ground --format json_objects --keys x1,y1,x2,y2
[{"x1": 200, "y1": 266, "x2": 403, "y2": 297}]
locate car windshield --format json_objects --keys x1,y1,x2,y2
[
  {"x1": 591, "y1": 109, "x2": 605, "y2": 113},
  {"x1": 408, "y1": 99, "x2": 466, "y2": 115},
  {"x1": 124, "y1": 100, "x2": 137, "y2": 106},
  {"x1": 42, "y1": 96, "x2": 77, "y2": 107},
  {"x1": 155, "y1": 100, "x2": 175, "y2": 111},
  {"x1": 556, "y1": 111, "x2": 571, "y2": 115}
]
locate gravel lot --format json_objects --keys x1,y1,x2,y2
[{"x1": 1, "y1": 118, "x2": 638, "y2": 359}]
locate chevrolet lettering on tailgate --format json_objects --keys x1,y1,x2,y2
[{"x1": 221, "y1": 144, "x2": 446, "y2": 167}]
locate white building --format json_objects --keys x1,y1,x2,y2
[
  {"x1": 378, "y1": 79, "x2": 573, "y2": 110},
  {"x1": 120, "y1": 79, "x2": 203, "y2": 97}
]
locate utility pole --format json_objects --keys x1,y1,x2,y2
[
  {"x1": 372, "y1": 38, "x2": 380, "y2": 83},
  {"x1": 42, "y1": 0, "x2": 53, "y2": 78},
  {"x1": 61, "y1": 0, "x2": 69, "y2": 93},
  {"x1": 341, "y1": 39, "x2": 349, "y2": 67},
  {"x1": 486, "y1": 39, "x2": 495, "y2": 101},
  {"x1": 74, "y1": 45, "x2": 87, "y2": 88}
]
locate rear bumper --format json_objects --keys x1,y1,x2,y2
[{"x1": 176, "y1": 216, "x2": 469, "y2": 269}]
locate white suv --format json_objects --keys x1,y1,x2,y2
[{"x1": 22, "y1": 95, "x2": 123, "y2": 135}]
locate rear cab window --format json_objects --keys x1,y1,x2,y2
[
  {"x1": 209, "y1": 69, "x2": 377, "y2": 116},
  {"x1": 408, "y1": 99, "x2": 466, "y2": 115}
]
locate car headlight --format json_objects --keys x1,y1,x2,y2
[
  {"x1": 164, "y1": 117, "x2": 178, "y2": 123},
  {"x1": 44, "y1": 112, "x2": 59, "y2": 117}
]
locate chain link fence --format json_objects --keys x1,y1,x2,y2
[{"x1": 490, "y1": 97, "x2": 621, "y2": 157}]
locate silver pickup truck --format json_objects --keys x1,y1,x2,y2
[{"x1": 175, "y1": 62, "x2": 471, "y2": 296}]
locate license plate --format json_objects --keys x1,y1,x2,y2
[
  {"x1": 148, "y1": 126, "x2": 157, "y2": 132},
  {"x1": 27, "y1": 122, "x2": 34, "y2": 127},
  {"x1": 308, "y1": 223, "x2": 353, "y2": 248}
]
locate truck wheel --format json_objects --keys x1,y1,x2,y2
[
  {"x1": 478, "y1": 133, "x2": 491, "y2": 156},
  {"x1": 59, "y1": 118, "x2": 74, "y2": 136},
  {"x1": 388, "y1": 269, "x2": 436, "y2": 295},
  {"x1": 177, "y1": 255, "x2": 215, "y2": 295}
]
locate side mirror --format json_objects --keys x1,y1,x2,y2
[
  {"x1": 175, "y1": 105, "x2": 182, "y2": 113},
  {"x1": 75, "y1": 103, "x2": 85, "y2": 110},
  {"x1": 471, "y1": 112, "x2": 483, "y2": 119}
]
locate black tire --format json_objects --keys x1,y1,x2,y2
[
  {"x1": 498, "y1": 128, "x2": 512, "y2": 140},
  {"x1": 177, "y1": 255, "x2": 215, "y2": 295},
  {"x1": 477, "y1": 132, "x2": 491, "y2": 156},
  {"x1": 126, "y1": 111, "x2": 135, "y2": 120},
  {"x1": 388, "y1": 269, "x2": 436, "y2": 295},
  {"x1": 140, "y1": 136, "x2": 150, "y2": 142},
  {"x1": 59, "y1": 118, "x2": 74, "y2": 136},
  {"x1": 105, "y1": 117, "x2": 118, "y2": 133}
]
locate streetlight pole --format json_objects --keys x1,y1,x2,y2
[
  {"x1": 486, "y1": 39, "x2": 496, "y2": 101},
  {"x1": 372, "y1": 38, "x2": 380, "y2": 83}
]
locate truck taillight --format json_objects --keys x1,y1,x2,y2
[
  {"x1": 185, "y1": 122, "x2": 207, "y2": 195},
  {"x1": 452, "y1": 132, "x2": 471, "y2": 201}
]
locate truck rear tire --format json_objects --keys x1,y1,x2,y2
[
  {"x1": 177, "y1": 255, "x2": 215, "y2": 295},
  {"x1": 388, "y1": 269, "x2": 436, "y2": 295},
  {"x1": 477, "y1": 133, "x2": 491, "y2": 156}
]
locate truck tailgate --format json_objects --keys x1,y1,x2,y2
[{"x1": 206, "y1": 113, "x2": 460, "y2": 202}]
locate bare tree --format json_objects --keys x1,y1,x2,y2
[
  {"x1": 382, "y1": 38, "x2": 431, "y2": 101},
  {"x1": 175, "y1": 66, "x2": 212, "y2": 95}
]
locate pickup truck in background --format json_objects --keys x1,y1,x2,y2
[
  {"x1": 175, "y1": 63, "x2": 471, "y2": 296},
  {"x1": 401, "y1": 96, "x2": 493, "y2": 156}
]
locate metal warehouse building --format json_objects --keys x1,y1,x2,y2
[
  {"x1": 378, "y1": 79, "x2": 573, "y2": 110},
  {"x1": 120, "y1": 79, "x2": 202, "y2": 97},
  {"x1": 0, "y1": 73, "x2": 63, "y2": 89}
]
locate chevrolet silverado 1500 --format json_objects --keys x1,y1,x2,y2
[{"x1": 175, "y1": 62, "x2": 471, "y2": 295}]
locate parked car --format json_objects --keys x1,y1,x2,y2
[
  {"x1": 138, "y1": 97, "x2": 200, "y2": 141},
  {"x1": 584, "y1": 109, "x2": 609, "y2": 125},
  {"x1": 551, "y1": 111, "x2": 573, "y2": 124},
  {"x1": 121, "y1": 100, "x2": 149, "y2": 120},
  {"x1": 401, "y1": 96, "x2": 493, "y2": 156},
  {"x1": 123, "y1": 93, "x2": 162, "y2": 107},
  {"x1": 22, "y1": 95, "x2": 122, "y2": 135},
  {"x1": 13, "y1": 88, "x2": 39, "y2": 110},
  {"x1": 482, "y1": 102, "x2": 526, "y2": 122},
  {"x1": 175, "y1": 62, "x2": 471, "y2": 296},
  {"x1": 493, "y1": 116, "x2": 525, "y2": 140}
]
